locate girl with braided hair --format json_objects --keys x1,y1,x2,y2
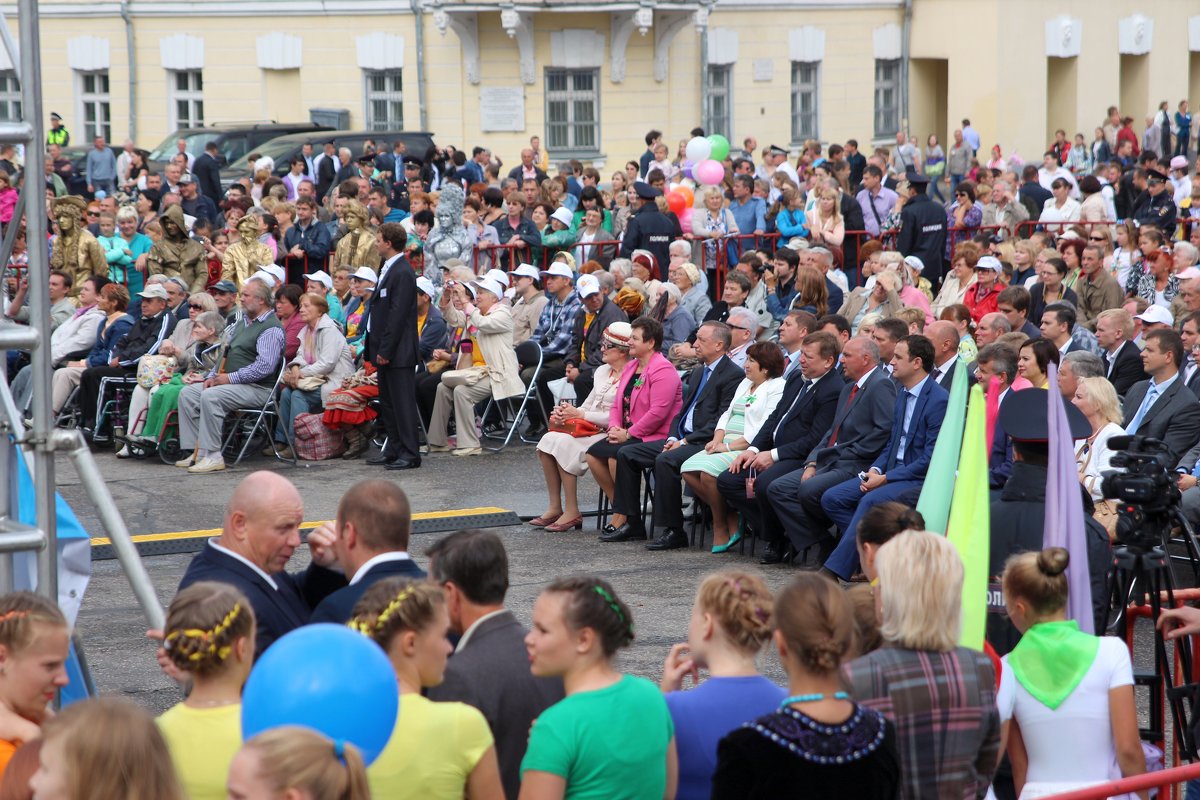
[
  {"x1": 712, "y1": 574, "x2": 899, "y2": 799},
  {"x1": 229, "y1": 726, "x2": 370, "y2": 800},
  {"x1": 0, "y1": 592, "x2": 69, "y2": 781},
  {"x1": 659, "y1": 571, "x2": 785, "y2": 800},
  {"x1": 156, "y1": 582, "x2": 255, "y2": 800},
  {"x1": 347, "y1": 578, "x2": 501, "y2": 800},
  {"x1": 521, "y1": 576, "x2": 676, "y2": 800}
]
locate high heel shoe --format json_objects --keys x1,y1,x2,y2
[
  {"x1": 545, "y1": 516, "x2": 583, "y2": 532},
  {"x1": 528, "y1": 514, "x2": 559, "y2": 528},
  {"x1": 711, "y1": 531, "x2": 743, "y2": 554}
]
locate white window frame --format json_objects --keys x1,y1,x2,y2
[
  {"x1": 705, "y1": 64, "x2": 732, "y2": 140},
  {"x1": 544, "y1": 68, "x2": 600, "y2": 156},
  {"x1": 874, "y1": 59, "x2": 901, "y2": 139},
  {"x1": 77, "y1": 70, "x2": 111, "y2": 142},
  {"x1": 790, "y1": 61, "x2": 820, "y2": 144},
  {"x1": 363, "y1": 69, "x2": 404, "y2": 132},
  {"x1": 168, "y1": 69, "x2": 204, "y2": 130},
  {"x1": 0, "y1": 71, "x2": 18, "y2": 123}
]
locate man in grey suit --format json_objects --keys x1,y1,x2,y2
[
  {"x1": 765, "y1": 335, "x2": 897, "y2": 559},
  {"x1": 425, "y1": 530, "x2": 564, "y2": 800},
  {"x1": 1121, "y1": 328, "x2": 1200, "y2": 468}
]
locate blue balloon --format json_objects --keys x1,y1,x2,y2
[{"x1": 242, "y1": 624, "x2": 398, "y2": 765}]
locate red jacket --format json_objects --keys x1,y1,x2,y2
[{"x1": 965, "y1": 282, "x2": 1003, "y2": 324}]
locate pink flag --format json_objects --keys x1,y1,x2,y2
[{"x1": 985, "y1": 376, "x2": 1001, "y2": 454}]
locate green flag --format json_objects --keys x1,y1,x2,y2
[
  {"x1": 916, "y1": 362, "x2": 969, "y2": 534},
  {"x1": 946, "y1": 384, "x2": 991, "y2": 651}
]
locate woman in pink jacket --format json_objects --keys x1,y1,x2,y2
[{"x1": 586, "y1": 317, "x2": 683, "y2": 530}]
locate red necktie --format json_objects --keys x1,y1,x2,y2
[{"x1": 827, "y1": 384, "x2": 859, "y2": 446}]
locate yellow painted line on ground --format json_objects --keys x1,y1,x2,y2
[{"x1": 89, "y1": 506, "x2": 514, "y2": 547}]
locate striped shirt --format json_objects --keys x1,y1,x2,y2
[{"x1": 842, "y1": 646, "x2": 1001, "y2": 800}]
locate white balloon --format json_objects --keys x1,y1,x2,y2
[{"x1": 685, "y1": 136, "x2": 712, "y2": 163}]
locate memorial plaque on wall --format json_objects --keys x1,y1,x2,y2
[{"x1": 480, "y1": 87, "x2": 525, "y2": 131}]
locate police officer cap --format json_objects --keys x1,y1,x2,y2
[
  {"x1": 767, "y1": 145, "x2": 788, "y2": 156},
  {"x1": 997, "y1": 388, "x2": 1089, "y2": 442},
  {"x1": 633, "y1": 181, "x2": 662, "y2": 199},
  {"x1": 1146, "y1": 164, "x2": 1168, "y2": 182},
  {"x1": 905, "y1": 169, "x2": 930, "y2": 186},
  {"x1": 402, "y1": 155, "x2": 423, "y2": 167}
]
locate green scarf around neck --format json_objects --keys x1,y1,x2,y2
[{"x1": 1008, "y1": 619, "x2": 1100, "y2": 710}]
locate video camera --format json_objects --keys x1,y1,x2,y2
[{"x1": 1101, "y1": 435, "x2": 1180, "y2": 552}]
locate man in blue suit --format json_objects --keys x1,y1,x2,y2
[
  {"x1": 820, "y1": 334, "x2": 949, "y2": 579},
  {"x1": 309, "y1": 479, "x2": 427, "y2": 624}
]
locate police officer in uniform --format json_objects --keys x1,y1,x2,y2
[
  {"x1": 1133, "y1": 164, "x2": 1178, "y2": 238},
  {"x1": 896, "y1": 170, "x2": 947, "y2": 286},
  {"x1": 47, "y1": 112, "x2": 69, "y2": 147},
  {"x1": 620, "y1": 181, "x2": 681, "y2": 274}
]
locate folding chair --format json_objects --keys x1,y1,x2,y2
[
  {"x1": 220, "y1": 361, "x2": 296, "y2": 467},
  {"x1": 481, "y1": 340, "x2": 548, "y2": 452}
]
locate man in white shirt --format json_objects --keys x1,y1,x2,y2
[{"x1": 1038, "y1": 151, "x2": 1079, "y2": 198}]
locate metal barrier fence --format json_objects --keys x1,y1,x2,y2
[{"x1": 1013, "y1": 219, "x2": 1120, "y2": 240}]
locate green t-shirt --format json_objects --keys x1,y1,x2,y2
[{"x1": 521, "y1": 674, "x2": 674, "y2": 799}]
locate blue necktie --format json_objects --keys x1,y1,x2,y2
[
  {"x1": 680, "y1": 366, "x2": 711, "y2": 437},
  {"x1": 1126, "y1": 384, "x2": 1159, "y2": 436}
]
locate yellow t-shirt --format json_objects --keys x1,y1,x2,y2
[
  {"x1": 470, "y1": 334, "x2": 486, "y2": 367},
  {"x1": 368, "y1": 693, "x2": 494, "y2": 800},
  {"x1": 157, "y1": 702, "x2": 242, "y2": 800}
]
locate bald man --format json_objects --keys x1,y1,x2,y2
[
  {"x1": 176, "y1": 471, "x2": 346, "y2": 656},
  {"x1": 927, "y1": 319, "x2": 975, "y2": 391}
]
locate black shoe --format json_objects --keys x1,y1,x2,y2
[
  {"x1": 365, "y1": 451, "x2": 392, "y2": 465},
  {"x1": 646, "y1": 528, "x2": 689, "y2": 551},
  {"x1": 385, "y1": 458, "x2": 421, "y2": 471},
  {"x1": 482, "y1": 423, "x2": 507, "y2": 437},
  {"x1": 599, "y1": 522, "x2": 646, "y2": 543},
  {"x1": 525, "y1": 424, "x2": 547, "y2": 439},
  {"x1": 759, "y1": 543, "x2": 785, "y2": 565}
]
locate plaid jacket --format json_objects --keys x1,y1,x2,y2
[{"x1": 843, "y1": 646, "x2": 1001, "y2": 800}]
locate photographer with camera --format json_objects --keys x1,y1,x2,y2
[{"x1": 987, "y1": 389, "x2": 1113, "y2": 656}]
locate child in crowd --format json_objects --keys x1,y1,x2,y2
[
  {"x1": 349, "y1": 578, "x2": 502, "y2": 799},
  {"x1": 156, "y1": 582, "x2": 255, "y2": 800},
  {"x1": 0, "y1": 592, "x2": 70, "y2": 781},
  {"x1": 229, "y1": 726, "x2": 370, "y2": 800}
]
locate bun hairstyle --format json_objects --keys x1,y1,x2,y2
[
  {"x1": 242, "y1": 726, "x2": 370, "y2": 800},
  {"x1": 774, "y1": 574, "x2": 854, "y2": 676},
  {"x1": 0, "y1": 591, "x2": 68, "y2": 655},
  {"x1": 164, "y1": 582, "x2": 255, "y2": 677},
  {"x1": 856, "y1": 502, "x2": 925, "y2": 548},
  {"x1": 695, "y1": 571, "x2": 774, "y2": 654},
  {"x1": 348, "y1": 578, "x2": 444, "y2": 649},
  {"x1": 1002, "y1": 546, "x2": 1070, "y2": 617},
  {"x1": 545, "y1": 576, "x2": 635, "y2": 657}
]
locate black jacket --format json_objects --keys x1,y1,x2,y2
[
  {"x1": 620, "y1": 204, "x2": 682, "y2": 277},
  {"x1": 896, "y1": 193, "x2": 946, "y2": 284},
  {"x1": 192, "y1": 152, "x2": 223, "y2": 204},
  {"x1": 316, "y1": 155, "x2": 337, "y2": 198},
  {"x1": 670, "y1": 356, "x2": 744, "y2": 444},
  {"x1": 750, "y1": 368, "x2": 843, "y2": 463},
  {"x1": 1104, "y1": 340, "x2": 1148, "y2": 398},
  {"x1": 365, "y1": 254, "x2": 420, "y2": 368},
  {"x1": 987, "y1": 462, "x2": 1112, "y2": 655},
  {"x1": 565, "y1": 296, "x2": 627, "y2": 374},
  {"x1": 113, "y1": 310, "x2": 176, "y2": 367},
  {"x1": 309, "y1": 556, "x2": 427, "y2": 625}
]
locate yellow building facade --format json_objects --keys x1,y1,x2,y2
[{"x1": 8, "y1": 0, "x2": 1200, "y2": 168}]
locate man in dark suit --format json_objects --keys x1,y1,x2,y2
[
  {"x1": 927, "y1": 320, "x2": 976, "y2": 392},
  {"x1": 1121, "y1": 328, "x2": 1200, "y2": 467},
  {"x1": 1096, "y1": 308, "x2": 1149, "y2": 398},
  {"x1": 1181, "y1": 311, "x2": 1200, "y2": 399},
  {"x1": 975, "y1": 343, "x2": 1017, "y2": 491},
  {"x1": 365, "y1": 223, "x2": 422, "y2": 470},
  {"x1": 192, "y1": 141, "x2": 224, "y2": 206},
  {"x1": 315, "y1": 141, "x2": 338, "y2": 199},
  {"x1": 175, "y1": 472, "x2": 346, "y2": 658},
  {"x1": 425, "y1": 530, "x2": 564, "y2": 800},
  {"x1": 821, "y1": 335, "x2": 950, "y2": 578},
  {"x1": 1039, "y1": 302, "x2": 1089, "y2": 357},
  {"x1": 600, "y1": 321, "x2": 744, "y2": 548},
  {"x1": 765, "y1": 336, "x2": 896, "y2": 563},
  {"x1": 717, "y1": 331, "x2": 844, "y2": 563},
  {"x1": 309, "y1": 480, "x2": 426, "y2": 624}
]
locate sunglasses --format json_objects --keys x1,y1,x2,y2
[
  {"x1": 188, "y1": 303, "x2": 205, "y2": 310},
  {"x1": 86, "y1": 211, "x2": 100, "y2": 217},
  {"x1": 728, "y1": 324, "x2": 752, "y2": 331}
]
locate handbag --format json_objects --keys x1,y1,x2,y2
[
  {"x1": 441, "y1": 366, "x2": 487, "y2": 388},
  {"x1": 295, "y1": 374, "x2": 328, "y2": 392},
  {"x1": 1078, "y1": 441, "x2": 1118, "y2": 541},
  {"x1": 548, "y1": 418, "x2": 602, "y2": 438},
  {"x1": 745, "y1": 466, "x2": 757, "y2": 499},
  {"x1": 137, "y1": 354, "x2": 177, "y2": 389}
]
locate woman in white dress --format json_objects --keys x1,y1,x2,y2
[
  {"x1": 1071, "y1": 377, "x2": 1125, "y2": 504},
  {"x1": 533, "y1": 322, "x2": 632, "y2": 533},
  {"x1": 998, "y1": 547, "x2": 1144, "y2": 799}
]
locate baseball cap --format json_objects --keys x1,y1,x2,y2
[
  {"x1": 471, "y1": 277, "x2": 505, "y2": 299},
  {"x1": 209, "y1": 280, "x2": 237, "y2": 294},
  {"x1": 576, "y1": 274, "x2": 601, "y2": 298},
  {"x1": 138, "y1": 285, "x2": 169, "y2": 300},
  {"x1": 351, "y1": 266, "x2": 378, "y2": 283},
  {"x1": 484, "y1": 268, "x2": 511, "y2": 288},
  {"x1": 257, "y1": 264, "x2": 285, "y2": 284},
  {"x1": 902, "y1": 255, "x2": 925, "y2": 273},
  {"x1": 306, "y1": 270, "x2": 333, "y2": 290},
  {"x1": 512, "y1": 263, "x2": 541, "y2": 283},
  {"x1": 975, "y1": 256, "x2": 1002, "y2": 272},
  {"x1": 1135, "y1": 305, "x2": 1174, "y2": 326},
  {"x1": 177, "y1": 174, "x2": 194, "y2": 185},
  {"x1": 540, "y1": 263, "x2": 574, "y2": 281},
  {"x1": 415, "y1": 276, "x2": 436, "y2": 296}
]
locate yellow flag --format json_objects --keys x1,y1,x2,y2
[{"x1": 946, "y1": 385, "x2": 990, "y2": 650}]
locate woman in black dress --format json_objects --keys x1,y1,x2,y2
[{"x1": 711, "y1": 573, "x2": 899, "y2": 799}]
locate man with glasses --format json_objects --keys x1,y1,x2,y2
[
  {"x1": 1075, "y1": 244, "x2": 1124, "y2": 331},
  {"x1": 724, "y1": 306, "x2": 758, "y2": 367},
  {"x1": 980, "y1": 180, "x2": 1028, "y2": 238}
]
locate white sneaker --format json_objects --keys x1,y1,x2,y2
[
  {"x1": 174, "y1": 453, "x2": 196, "y2": 468},
  {"x1": 452, "y1": 447, "x2": 483, "y2": 456},
  {"x1": 116, "y1": 445, "x2": 131, "y2": 459},
  {"x1": 188, "y1": 456, "x2": 226, "y2": 474}
]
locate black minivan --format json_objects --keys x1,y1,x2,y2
[
  {"x1": 218, "y1": 129, "x2": 437, "y2": 189},
  {"x1": 146, "y1": 122, "x2": 332, "y2": 170}
]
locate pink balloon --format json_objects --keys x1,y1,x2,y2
[
  {"x1": 678, "y1": 209, "x2": 693, "y2": 234},
  {"x1": 695, "y1": 159, "x2": 725, "y2": 186}
]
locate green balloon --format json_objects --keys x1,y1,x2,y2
[{"x1": 707, "y1": 134, "x2": 730, "y2": 162}]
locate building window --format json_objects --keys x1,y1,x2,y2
[
  {"x1": 364, "y1": 70, "x2": 403, "y2": 131},
  {"x1": 169, "y1": 70, "x2": 204, "y2": 130},
  {"x1": 0, "y1": 71, "x2": 19, "y2": 123},
  {"x1": 705, "y1": 64, "x2": 732, "y2": 140},
  {"x1": 545, "y1": 69, "x2": 599, "y2": 154},
  {"x1": 78, "y1": 71, "x2": 111, "y2": 142},
  {"x1": 790, "y1": 62, "x2": 819, "y2": 143},
  {"x1": 874, "y1": 59, "x2": 900, "y2": 139}
]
